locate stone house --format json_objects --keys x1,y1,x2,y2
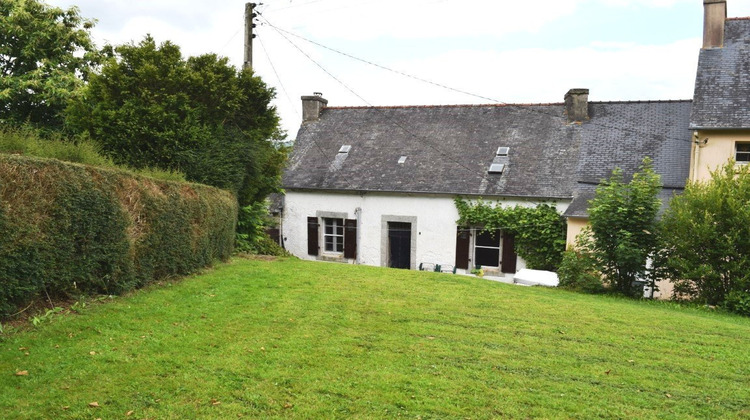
[{"x1": 278, "y1": 0, "x2": 745, "y2": 284}]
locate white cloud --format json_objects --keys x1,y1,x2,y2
[{"x1": 265, "y1": 0, "x2": 585, "y2": 40}]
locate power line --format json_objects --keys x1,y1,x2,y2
[
  {"x1": 259, "y1": 14, "x2": 481, "y2": 176},
  {"x1": 260, "y1": 20, "x2": 695, "y2": 147},
  {"x1": 256, "y1": 30, "x2": 301, "y2": 121}
]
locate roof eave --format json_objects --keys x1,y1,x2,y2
[
  {"x1": 690, "y1": 125, "x2": 750, "y2": 131},
  {"x1": 284, "y1": 186, "x2": 573, "y2": 201}
]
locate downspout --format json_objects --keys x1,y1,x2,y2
[
  {"x1": 355, "y1": 207, "x2": 362, "y2": 265},
  {"x1": 693, "y1": 132, "x2": 707, "y2": 181}
]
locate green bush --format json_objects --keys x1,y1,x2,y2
[
  {"x1": 557, "y1": 248, "x2": 606, "y2": 294},
  {"x1": 0, "y1": 155, "x2": 237, "y2": 318},
  {"x1": 0, "y1": 125, "x2": 186, "y2": 182},
  {"x1": 725, "y1": 291, "x2": 750, "y2": 317}
]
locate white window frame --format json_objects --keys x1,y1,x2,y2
[
  {"x1": 473, "y1": 228, "x2": 502, "y2": 268},
  {"x1": 736, "y1": 142, "x2": 750, "y2": 164},
  {"x1": 323, "y1": 217, "x2": 344, "y2": 254}
]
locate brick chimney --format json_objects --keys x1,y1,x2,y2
[
  {"x1": 301, "y1": 92, "x2": 327, "y2": 122},
  {"x1": 564, "y1": 88, "x2": 589, "y2": 123},
  {"x1": 703, "y1": 0, "x2": 727, "y2": 49}
]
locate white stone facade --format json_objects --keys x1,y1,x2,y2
[{"x1": 282, "y1": 190, "x2": 570, "y2": 273}]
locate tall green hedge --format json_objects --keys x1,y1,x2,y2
[{"x1": 0, "y1": 155, "x2": 237, "y2": 318}]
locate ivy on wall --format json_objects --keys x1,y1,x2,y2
[{"x1": 454, "y1": 198, "x2": 567, "y2": 271}]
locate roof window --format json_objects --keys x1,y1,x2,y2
[
  {"x1": 338, "y1": 145, "x2": 351, "y2": 154},
  {"x1": 496, "y1": 147, "x2": 509, "y2": 156},
  {"x1": 488, "y1": 163, "x2": 505, "y2": 174},
  {"x1": 398, "y1": 156, "x2": 407, "y2": 164}
]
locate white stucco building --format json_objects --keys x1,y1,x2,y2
[{"x1": 280, "y1": 91, "x2": 692, "y2": 276}]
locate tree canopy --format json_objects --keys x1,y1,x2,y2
[
  {"x1": 573, "y1": 159, "x2": 662, "y2": 297},
  {"x1": 66, "y1": 36, "x2": 285, "y2": 206},
  {"x1": 0, "y1": 0, "x2": 101, "y2": 130},
  {"x1": 658, "y1": 162, "x2": 750, "y2": 305}
]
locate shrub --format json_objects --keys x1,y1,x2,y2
[
  {"x1": 0, "y1": 125, "x2": 186, "y2": 182},
  {"x1": 659, "y1": 162, "x2": 750, "y2": 305},
  {"x1": 557, "y1": 248, "x2": 606, "y2": 294},
  {"x1": 0, "y1": 155, "x2": 237, "y2": 318},
  {"x1": 724, "y1": 291, "x2": 750, "y2": 317}
]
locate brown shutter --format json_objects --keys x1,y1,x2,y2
[
  {"x1": 455, "y1": 227, "x2": 470, "y2": 269},
  {"x1": 344, "y1": 219, "x2": 357, "y2": 259},
  {"x1": 307, "y1": 217, "x2": 319, "y2": 256},
  {"x1": 501, "y1": 233, "x2": 517, "y2": 273}
]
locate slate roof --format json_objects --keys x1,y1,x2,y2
[
  {"x1": 690, "y1": 18, "x2": 750, "y2": 129},
  {"x1": 565, "y1": 100, "x2": 694, "y2": 217},
  {"x1": 284, "y1": 99, "x2": 693, "y2": 217}
]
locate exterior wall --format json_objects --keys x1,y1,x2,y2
[
  {"x1": 690, "y1": 130, "x2": 750, "y2": 181},
  {"x1": 282, "y1": 190, "x2": 569, "y2": 272},
  {"x1": 565, "y1": 217, "x2": 589, "y2": 248}
]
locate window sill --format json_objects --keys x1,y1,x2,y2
[{"x1": 318, "y1": 254, "x2": 349, "y2": 263}]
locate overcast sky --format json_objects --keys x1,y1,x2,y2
[{"x1": 47, "y1": 0, "x2": 750, "y2": 138}]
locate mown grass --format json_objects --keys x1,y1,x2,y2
[
  {"x1": 1, "y1": 258, "x2": 749, "y2": 419},
  {"x1": 0, "y1": 126, "x2": 185, "y2": 181}
]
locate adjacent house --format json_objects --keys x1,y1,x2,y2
[
  {"x1": 279, "y1": 0, "x2": 745, "y2": 282},
  {"x1": 690, "y1": 0, "x2": 750, "y2": 181}
]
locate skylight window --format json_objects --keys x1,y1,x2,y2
[
  {"x1": 488, "y1": 163, "x2": 505, "y2": 174},
  {"x1": 398, "y1": 156, "x2": 407, "y2": 164},
  {"x1": 496, "y1": 147, "x2": 509, "y2": 156},
  {"x1": 338, "y1": 145, "x2": 351, "y2": 154}
]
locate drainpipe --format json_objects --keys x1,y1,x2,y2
[
  {"x1": 693, "y1": 132, "x2": 708, "y2": 181},
  {"x1": 355, "y1": 207, "x2": 362, "y2": 265}
]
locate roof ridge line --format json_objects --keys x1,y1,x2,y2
[
  {"x1": 325, "y1": 99, "x2": 692, "y2": 110},
  {"x1": 325, "y1": 103, "x2": 562, "y2": 110}
]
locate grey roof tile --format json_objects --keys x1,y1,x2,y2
[
  {"x1": 284, "y1": 100, "x2": 693, "y2": 217},
  {"x1": 690, "y1": 18, "x2": 750, "y2": 129}
]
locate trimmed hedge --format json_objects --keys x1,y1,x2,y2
[{"x1": 0, "y1": 155, "x2": 237, "y2": 318}]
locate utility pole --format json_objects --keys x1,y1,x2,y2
[{"x1": 244, "y1": 3, "x2": 257, "y2": 70}]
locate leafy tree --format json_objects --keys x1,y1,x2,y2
[
  {"x1": 658, "y1": 162, "x2": 750, "y2": 306},
  {"x1": 66, "y1": 36, "x2": 285, "y2": 206},
  {"x1": 0, "y1": 0, "x2": 101, "y2": 130},
  {"x1": 577, "y1": 158, "x2": 662, "y2": 297}
]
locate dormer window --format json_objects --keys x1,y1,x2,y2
[{"x1": 736, "y1": 143, "x2": 750, "y2": 164}]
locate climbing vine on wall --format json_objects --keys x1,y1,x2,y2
[{"x1": 454, "y1": 198, "x2": 567, "y2": 271}]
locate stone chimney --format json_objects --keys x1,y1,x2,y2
[
  {"x1": 564, "y1": 88, "x2": 589, "y2": 123},
  {"x1": 301, "y1": 92, "x2": 328, "y2": 122},
  {"x1": 703, "y1": 0, "x2": 727, "y2": 49}
]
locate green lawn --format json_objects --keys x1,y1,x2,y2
[{"x1": 1, "y1": 258, "x2": 749, "y2": 419}]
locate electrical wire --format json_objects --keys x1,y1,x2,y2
[
  {"x1": 256, "y1": 31, "x2": 301, "y2": 120},
  {"x1": 260, "y1": 13, "x2": 481, "y2": 175},
  {"x1": 261, "y1": 19, "x2": 696, "y2": 147}
]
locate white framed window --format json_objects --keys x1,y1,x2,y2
[
  {"x1": 736, "y1": 143, "x2": 750, "y2": 164},
  {"x1": 323, "y1": 218, "x2": 344, "y2": 253},
  {"x1": 474, "y1": 229, "x2": 501, "y2": 267}
]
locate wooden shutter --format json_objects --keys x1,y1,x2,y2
[
  {"x1": 501, "y1": 233, "x2": 517, "y2": 273},
  {"x1": 344, "y1": 219, "x2": 357, "y2": 259},
  {"x1": 307, "y1": 217, "x2": 319, "y2": 256},
  {"x1": 455, "y1": 227, "x2": 470, "y2": 269}
]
